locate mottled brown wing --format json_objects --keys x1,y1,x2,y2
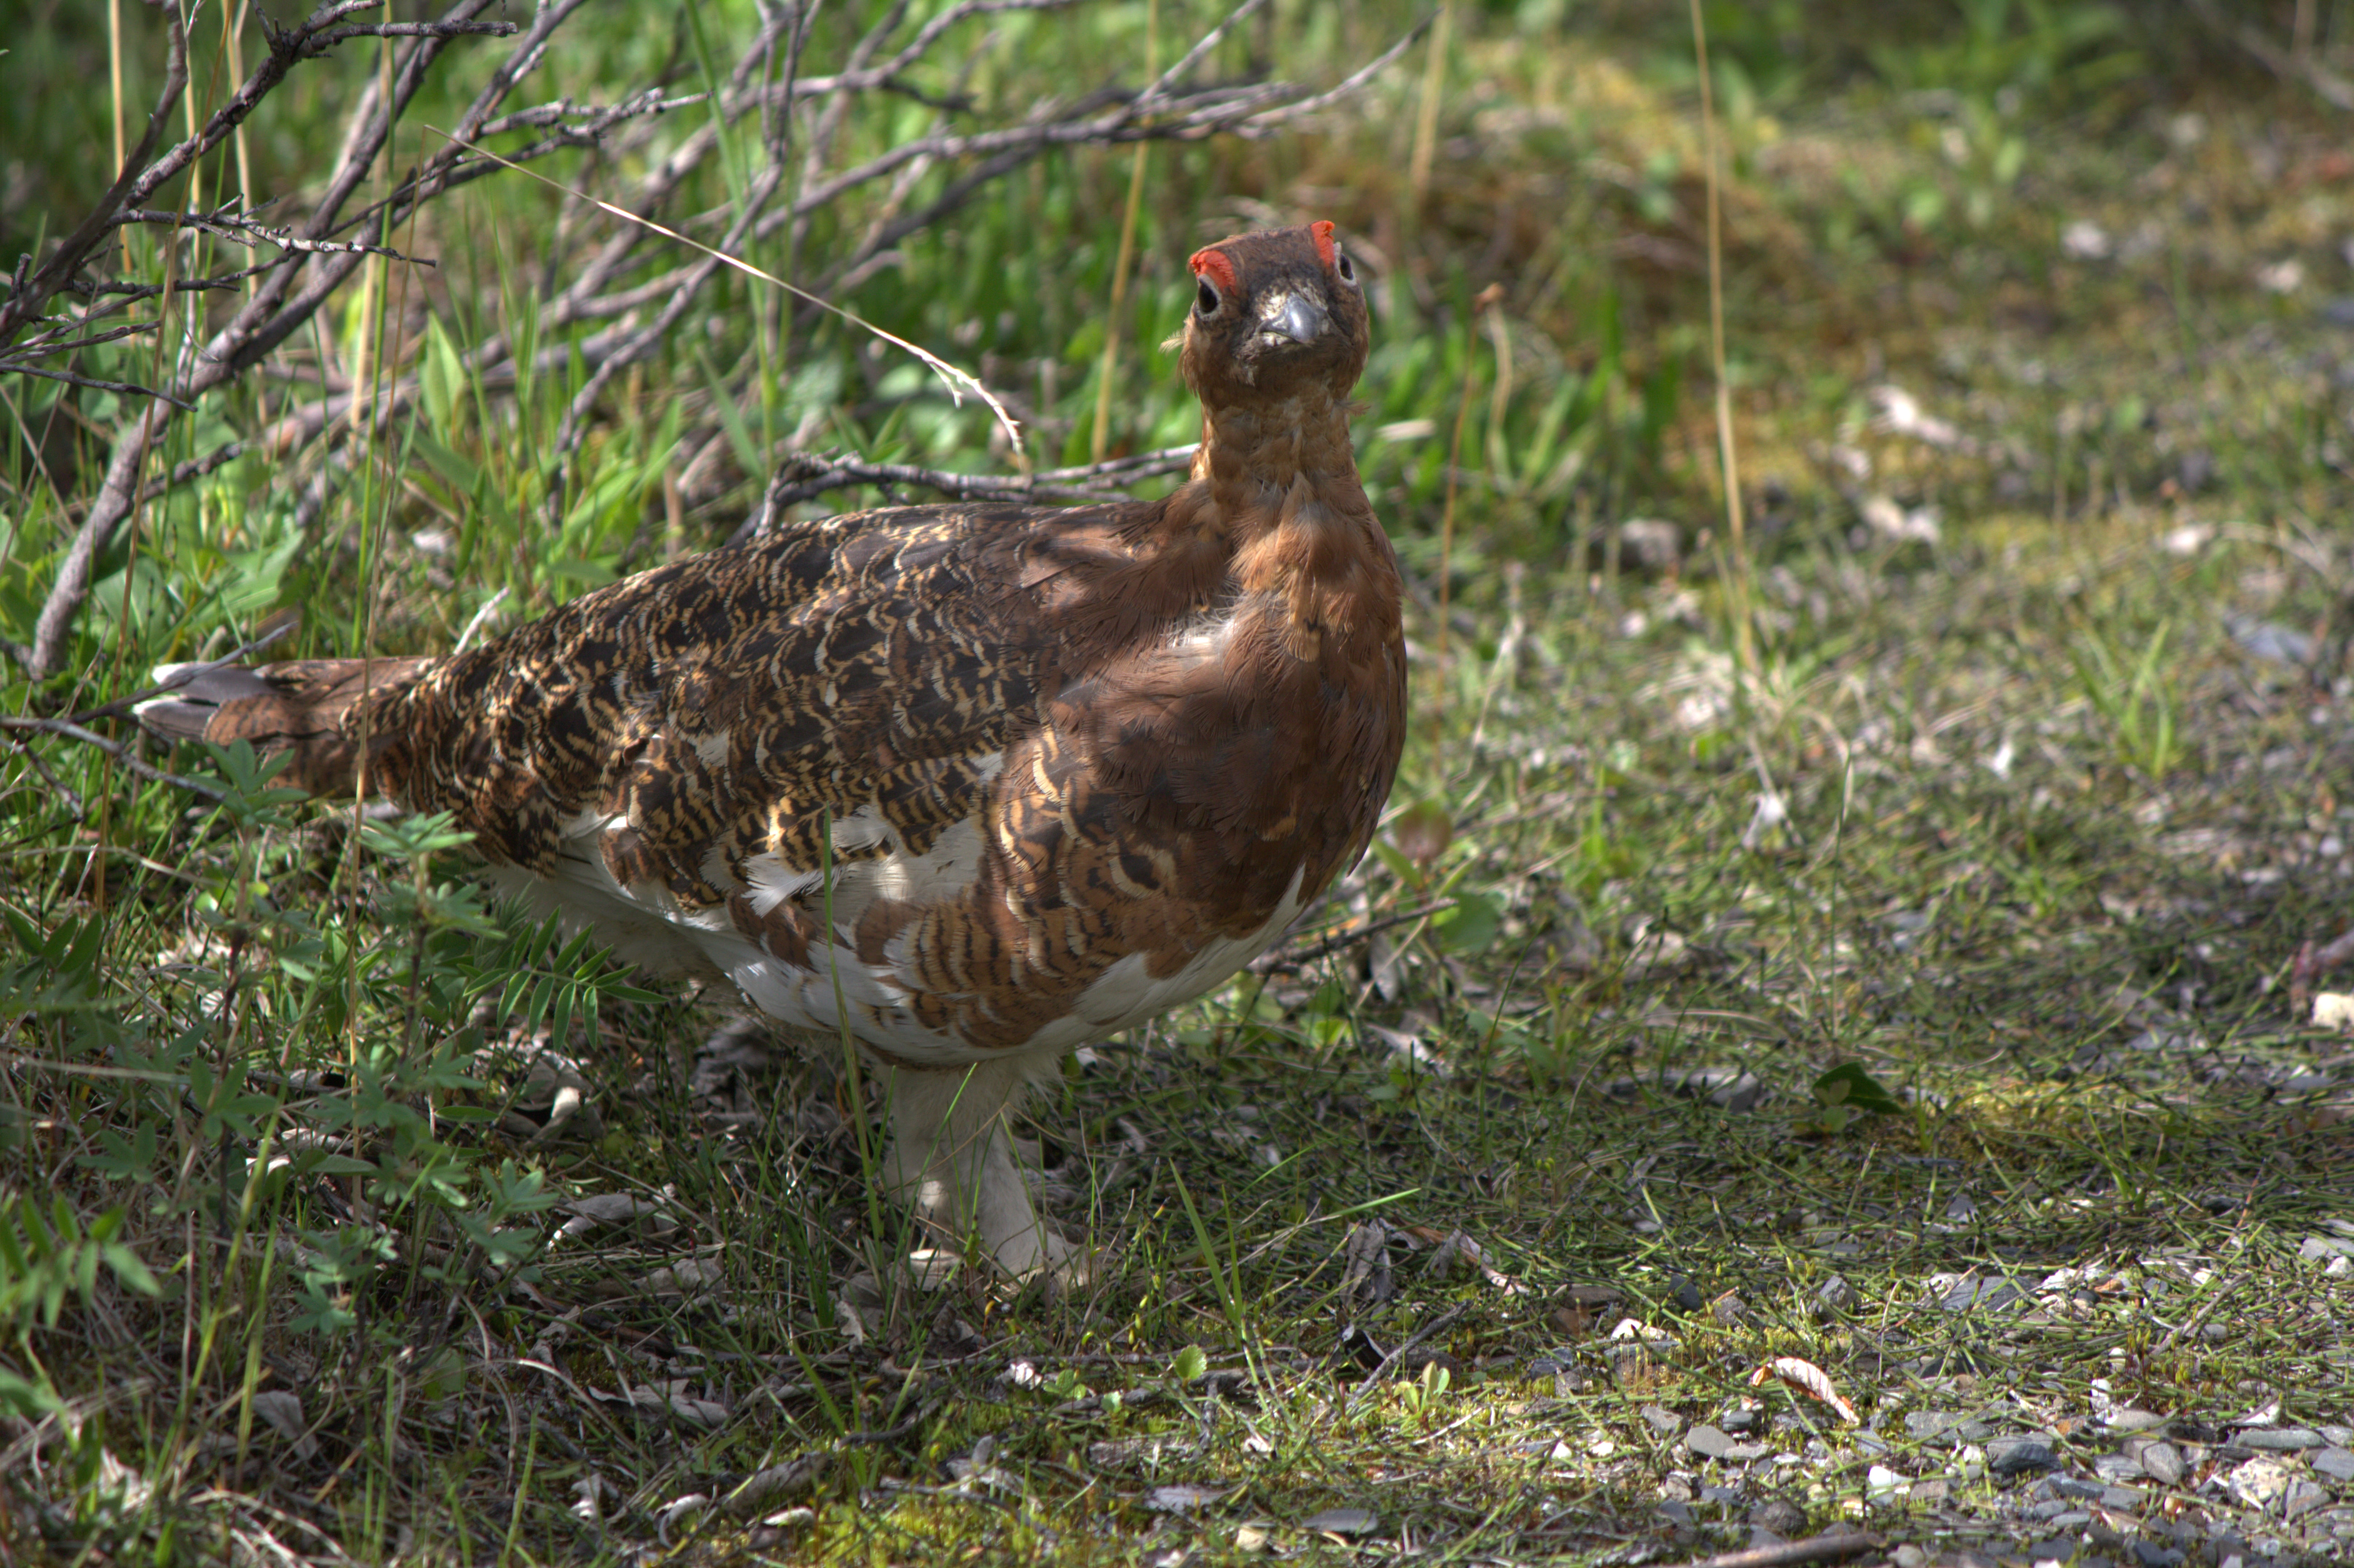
[
  {"x1": 366, "y1": 502, "x2": 1145, "y2": 875},
  {"x1": 357, "y1": 498, "x2": 1259, "y2": 1062}
]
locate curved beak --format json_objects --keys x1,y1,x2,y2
[{"x1": 1258, "y1": 290, "x2": 1329, "y2": 347}]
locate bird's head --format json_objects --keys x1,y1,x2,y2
[{"x1": 1178, "y1": 222, "x2": 1370, "y2": 406}]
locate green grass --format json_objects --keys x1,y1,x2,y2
[{"x1": 6, "y1": 1, "x2": 2354, "y2": 1563}]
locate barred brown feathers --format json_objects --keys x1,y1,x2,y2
[{"x1": 139, "y1": 223, "x2": 1404, "y2": 1278}]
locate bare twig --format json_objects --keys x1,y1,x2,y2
[
  {"x1": 724, "y1": 445, "x2": 1200, "y2": 546},
  {"x1": 0, "y1": 716, "x2": 230, "y2": 802},
  {"x1": 134, "y1": 440, "x2": 247, "y2": 506},
  {"x1": 0, "y1": 4, "x2": 514, "y2": 354},
  {"x1": 1661, "y1": 1533, "x2": 1882, "y2": 1568},
  {"x1": 19, "y1": 0, "x2": 544, "y2": 677},
  {"x1": 1248, "y1": 899, "x2": 1460, "y2": 977},
  {"x1": 113, "y1": 206, "x2": 430, "y2": 262},
  {"x1": 0, "y1": 5, "x2": 189, "y2": 350},
  {"x1": 0, "y1": 363, "x2": 194, "y2": 410},
  {"x1": 2186, "y1": 0, "x2": 2354, "y2": 110},
  {"x1": 1131, "y1": 0, "x2": 1264, "y2": 115},
  {"x1": 1342, "y1": 1304, "x2": 1466, "y2": 1412},
  {"x1": 449, "y1": 588, "x2": 511, "y2": 656},
  {"x1": 17, "y1": 0, "x2": 1425, "y2": 680},
  {"x1": 0, "y1": 734, "x2": 89, "y2": 819}
]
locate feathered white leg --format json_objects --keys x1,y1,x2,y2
[{"x1": 880, "y1": 1056, "x2": 1076, "y2": 1281}]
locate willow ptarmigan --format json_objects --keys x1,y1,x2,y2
[{"x1": 139, "y1": 223, "x2": 1406, "y2": 1279}]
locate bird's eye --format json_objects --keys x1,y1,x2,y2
[
  {"x1": 1335, "y1": 249, "x2": 1358, "y2": 286},
  {"x1": 1195, "y1": 277, "x2": 1220, "y2": 316}
]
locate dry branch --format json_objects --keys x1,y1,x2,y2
[
  {"x1": 1662, "y1": 1533, "x2": 1882, "y2": 1568},
  {"x1": 724, "y1": 445, "x2": 1201, "y2": 546},
  {"x1": 11, "y1": 0, "x2": 549, "y2": 677}
]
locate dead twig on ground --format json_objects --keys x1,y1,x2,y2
[{"x1": 1662, "y1": 1534, "x2": 1882, "y2": 1568}]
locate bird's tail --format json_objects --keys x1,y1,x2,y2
[{"x1": 135, "y1": 657, "x2": 436, "y2": 796}]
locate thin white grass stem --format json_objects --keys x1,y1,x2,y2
[
  {"x1": 111, "y1": 0, "x2": 129, "y2": 269},
  {"x1": 422, "y1": 128, "x2": 1029, "y2": 461},
  {"x1": 1688, "y1": 0, "x2": 1756, "y2": 680},
  {"x1": 1407, "y1": 1, "x2": 1451, "y2": 202},
  {"x1": 1091, "y1": 0, "x2": 1158, "y2": 465}
]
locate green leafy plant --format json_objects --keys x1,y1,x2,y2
[
  {"x1": 1799, "y1": 1062, "x2": 1906, "y2": 1136},
  {"x1": 2069, "y1": 618, "x2": 2183, "y2": 781}
]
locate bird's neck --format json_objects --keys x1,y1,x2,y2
[
  {"x1": 1183, "y1": 387, "x2": 1399, "y2": 644},
  {"x1": 1190, "y1": 389, "x2": 1362, "y2": 529}
]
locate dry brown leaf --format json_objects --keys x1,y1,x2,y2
[
  {"x1": 1389, "y1": 802, "x2": 1454, "y2": 871},
  {"x1": 1749, "y1": 1354, "x2": 1858, "y2": 1424},
  {"x1": 1340, "y1": 1221, "x2": 1394, "y2": 1307}
]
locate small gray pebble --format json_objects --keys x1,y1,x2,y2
[
  {"x1": 2237, "y1": 1427, "x2": 2323, "y2": 1450},
  {"x1": 1893, "y1": 1547, "x2": 1930, "y2": 1568},
  {"x1": 2312, "y1": 1446, "x2": 2354, "y2": 1482},
  {"x1": 1720, "y1": 1407, "x2": 1760, "y2": 1435},
  {"x1": 1749, "y1": 1499, "x2": 1806, "y2": 1534},
  {"x1": 1906, "y1": 1410, "x2": 1968, "y2": 1441},
  {"x1": 2140, "y1": 1442, "x2": 2186, "y2": 1486},
  {"x1": 1813, "y1": 1274, "x2": 1854, "y2": 1315},
  {"x1": 2041, "y1": 1475, "x2": 2103, "y2": 1500},
  {"x1": 2049, "y1": 1510, "x2": 2093, "y2": 1529},
  {"x1": 2100, "y1": 1485, "x2": 2146, "y2": 1510},
  {"x1": 2130, "y1": 1544, "x2": 2185, "y2": 1568},
  {"x1": 1300, "y1": 1507, "x2": 1378, "y2": 1536},
  {"x1": 1939, "y1": 1276, "x2": 2029, "y2": 1312},
  {"x1": 2096, "y1": 1454, "x2": 2144, "y2": 1483},
  {"x1": 2283, "y1": 1480, "x2": 2330, "y2": 1518},
  {"x1": 1687, "y1": 1425, "x2": 1735, "y2": 1460},
  {"x1": 1642, "y1": 1403, "x2": 1682, "y2": 1435},
  {"x1": 1990, "y1": 1437, "x2": 2059, "y2": 1477}
]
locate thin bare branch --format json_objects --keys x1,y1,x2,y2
[
  {"x1": 21, "y1": 0, "x2": 559, "y2": 677},
  {"x1": 0, "y1": 364, "x2": 195, "y2": 411},
  {"x1": 724, "y1": 445, "x2": 1199, "y2": 547},
  {"x1": 113, "y1": 208, "x2": 430, "y2": 262},
  {"x1": 0, "y1": 717, "x2": 230, "y2": 802},
  {"x1": 134, "y1": 440, "x2": 248, "y2": 507},
  {"x1": 0, "y1": 6, "x2": 187, "y2": 349},
  {"x1": 0, "y1": 734, "x2": 89, "y2": 820},
  {"x1": 1132, "y1": 0, "x2": 1267, "y2": 114}
]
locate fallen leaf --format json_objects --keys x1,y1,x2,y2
[
  {"x1": 248, "y1": 1389, "x2": 319, "y2": 1461},
  {"x1": 1749, "y1": 1355, "x2": 1858, "y2": 1425},
  {"x1": 1388, "y1": 802, "x2": 1453, "y2": 872},
  {"x1": 1339, "y1": 1221, "x2": 1393, "y2": 1307}
]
